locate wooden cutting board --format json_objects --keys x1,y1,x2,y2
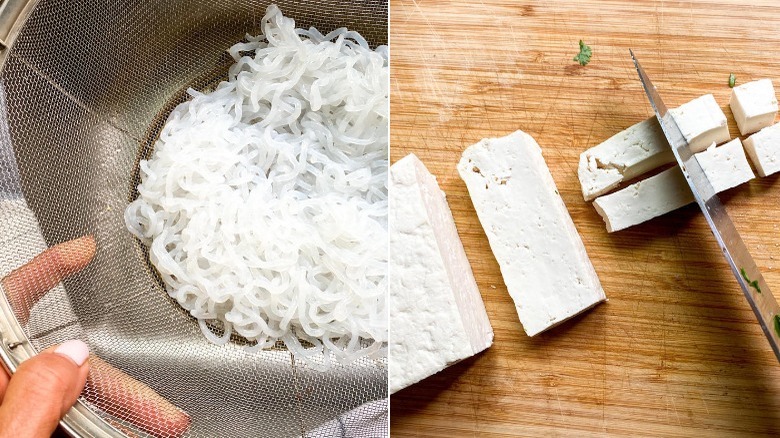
[{"x1": 389, "y1": 0, "x2": 780, "y2": 436}]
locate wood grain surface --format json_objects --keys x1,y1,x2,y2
[{"x1": 389, "y1": 0, "x2": 780, "y2": 436}]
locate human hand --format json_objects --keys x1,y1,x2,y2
[
  {"x1": 0, "y1": 235, "x2": 190, "y2": 438},
  {"x1": 0, "y1": 236, "x2": 95, "y2": 437},
  {"x1": 0, "y1": 340, "x2": 90, "y2": 437}
]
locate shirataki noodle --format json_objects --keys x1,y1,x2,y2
[{"x1": 124, "y1": 4, "x2": 388, "y2": 370}]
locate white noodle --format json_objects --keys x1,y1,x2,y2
[{"x1": 125, "y1": 4, "x2": 388, "y2": 370}]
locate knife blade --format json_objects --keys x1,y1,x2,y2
[{"x1": 630, "y1": 50, "x2": 780, "y2": 362}]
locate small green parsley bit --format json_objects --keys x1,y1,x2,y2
[
  {"x1": 740, "y1": 267, "x2": 762, "y2": 294},
  {"x1": 774, "y1": 314, "x2": 780, "y2": 339},
  {"x1": 728, "y1": 73, "x2": 736, "y2": 88},
  {"x1": 573, "y1": 40, "x2": 592, "y2": 66}
]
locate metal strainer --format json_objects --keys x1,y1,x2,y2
[{"x1": 0, "y1": 0, "x2": 388, "y2": 437}]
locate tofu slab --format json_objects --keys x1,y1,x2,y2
[
  {"x1": 458, "y1": 131, "x2": 606, "y2": 337},
  {"x1": 389, "y1": 154, "x2": 493, "y2": 394},
  {"x1": 744, "y1": 122, "x2": 780, "y2": 177},
  {"x1": 670, "y1": 94, "x2": 730, "y2": 152},
  {"x1": 593, "y1": 139, "x2": 754, "y2": 232},
  {"x1": 729, "y1": 79, "x2": 778, "y2": 135},
  {"x1": 578, "y1": 117, "x2": 674, "y2": 201}
]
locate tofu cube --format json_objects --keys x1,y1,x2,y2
[
  {"x1": 670, "y1": 94, "x2": 730, "y2": 152},
  {"x1": 744, "y1": 122, "x2": 780, "y2": 177},
  {"x1": 695, "y1": 139, "x2": 755, "y2": 193},
  {"x1": 729, "y1": 79, "x2": 778, "y2": 135}
]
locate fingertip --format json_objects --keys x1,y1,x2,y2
[
  {"x1": 54, "y1": 340, "x2": 89, "y2": 367},
  {"x1": 87, "y1": 355, "x2": 191, "y2": 437},
  {"x1": 2, "y1": 235, "x2": 96, "y2": 326},
  {"x1": 54, "y1": 235, "x2": 97, "y2": 274}
]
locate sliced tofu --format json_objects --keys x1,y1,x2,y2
[
  {"x1": 458, "y1": 131, "x2": 606, "y2": 337},
  {"x1": 743, "y1": 121, "x2": 780, "y2": 177},
  {"x1": 670, "y1": 94, "x2": 730, "y2": 153},
  {"x1": 389, "y1": 154, "x2": 493, "y2": 394},
  {"x1": 729, "y1": 79, "x2": 778, "y2": 135},
  {"x1": 593, "y1": 139, "x2": 754, "y2": 232},
  {"x1": 579, "y1": 94, "x2": 729, "y2": 202},
  {"x1": 578, "y1": 117, "x2": 673, "y2": 201}
]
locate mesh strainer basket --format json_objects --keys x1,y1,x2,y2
[{"x1": 0, "y1": 1, "x2": 388, "y2": 436}]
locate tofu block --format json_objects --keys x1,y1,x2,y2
[
  {"x1": 729, "y1": 79, "x2": 778, "y2": 135},
  {"x1": 389, "y1": 154, "x2": 493, "y2": 394},
  {"x1": 578, "y1": 117, "x2": 674, "y2": 201},
  {"x1": 670, "y1": 94, "x2": 730, "y2": 152},
  {"x1": 743, "y1": 122, "x2": 780, "y2": 177},
  {"x1": 593, "y1": 139, "x2": 754, "y2": 232},
  {"x1": 458, "y1": 131, "x2": 606, "y2": 337}
]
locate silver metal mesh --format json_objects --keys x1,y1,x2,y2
[{"x1": 0, "y1": 1, "x2": 388, "y2": 436}]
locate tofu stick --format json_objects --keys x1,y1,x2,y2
[{"x1": 593, "y1": 139, "x2": 754, "y2": 232}]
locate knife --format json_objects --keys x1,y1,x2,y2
[{"x1": 630, "y1": 50, "x2": 780, "y2": 362}]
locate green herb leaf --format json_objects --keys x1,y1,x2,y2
[
  {"x1": 573, "y1": 40, "x2": 592, "y2": 66},
  {"x1": 729, "y1": 73, "x2": 736, "y2": 88},
  {"x1": 740, "y1": 267, "x2": 762, "y2": 294},
  {"x1": 774, "y1": 314, "x2": 780, "y2": 338}
]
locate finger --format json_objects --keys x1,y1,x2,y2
[
  {"x1": 1, "y1": 235, "x2": 96, "y2": 325},
  {"x1": 105, "y1": 418, "x2": 143, "y2": 438},
  {"x1": 0, "y1": 366, "x2": 8, "y2": 403},
  {"x1": 86, "y1": 355, "x2": 191, "y2": 438},
  {"x1": 0, "y1": 340, "x2": 89, "y2": 438}
]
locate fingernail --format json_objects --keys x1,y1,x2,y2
[{"x1": 54, "y1": 340, "x2": 89, "y2": 366}]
